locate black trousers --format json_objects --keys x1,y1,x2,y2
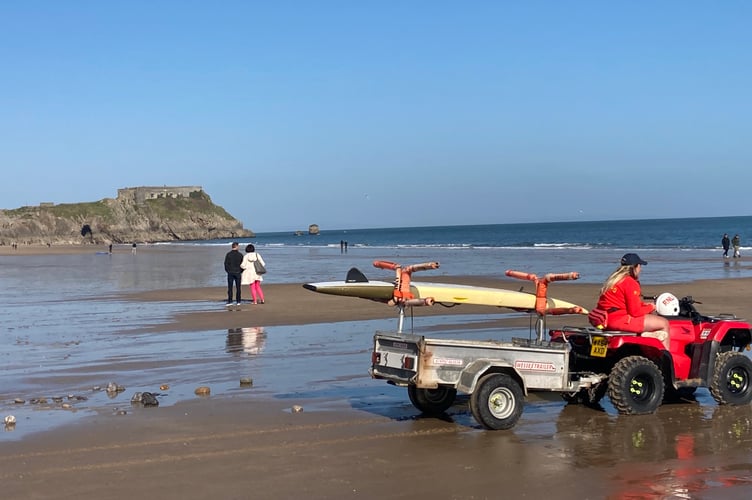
[{"x1": 227, "y1": 272, "x2": 242, "y2": 303}]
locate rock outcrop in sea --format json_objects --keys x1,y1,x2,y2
[{"x1": 0, "y1": 186, "x2": 254, "y2": 245}]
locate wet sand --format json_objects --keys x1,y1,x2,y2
[{"x1": 3, "y1": 245, "x2": 752, "y2": 498}]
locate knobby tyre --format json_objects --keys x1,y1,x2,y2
[
  {"x1": 607, "y1": 356, "x2": 664, "y2": 415},
  {"x1": 709, "y1": 351, "x2": 752, "y2": 405}
]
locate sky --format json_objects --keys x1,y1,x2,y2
[{"x1": 1, "y1": 1, "x2": 751, "y2": 233}]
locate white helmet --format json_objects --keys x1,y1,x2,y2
[{"x1": 656, "y1": 292, "x2": 680, "y2": 316}]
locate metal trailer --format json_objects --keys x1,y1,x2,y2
[
  {"x1": 365, "y1": 264, "x2": 752, "y2": 430},
  {"x1": 370, "y1": 331, "x2": 606, "y2": 430}
]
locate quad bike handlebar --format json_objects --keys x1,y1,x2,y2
[
  {"x1": 644, "y1": 294, "x2": 701, "y2": 305},
  {"x1": 643, "y1": 294, "x2": 707, "y2": 323}
]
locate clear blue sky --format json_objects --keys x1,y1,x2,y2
[{"x1": 2, "y1": 1, "x2": 750, "y2": 233}]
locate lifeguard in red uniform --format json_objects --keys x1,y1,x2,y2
[{"x1": 595, "y1": 253, "x2": 670, "y2": 336}]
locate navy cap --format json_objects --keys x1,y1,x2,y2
[{"x1": 621, "y1": 253, "x2": 647, "y2": 266}]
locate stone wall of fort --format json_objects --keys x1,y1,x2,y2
[{"x1": 117, "y1": 186, "x2": 203, "y2": 204}]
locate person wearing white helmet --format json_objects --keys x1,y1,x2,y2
[{"x1": 594, "y1": 253, "x2": 670, "y2": 336}]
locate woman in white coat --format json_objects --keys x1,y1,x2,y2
[{"x1": 241, "y1": 244, "x2": 266, "y2": 304}]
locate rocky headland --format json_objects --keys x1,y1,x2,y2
[{"x1": 0, "y1": 186, "x2": 253, "y2": 246}]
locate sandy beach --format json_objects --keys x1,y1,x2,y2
[{"x1": 2, "y1": 245, "x2": 752, "y2": 498}]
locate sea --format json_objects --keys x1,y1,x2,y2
[
  {"x1": 177, "y1": 215, "x2": 752, "y2": 286},
  {"x1": 2, "y1": 215, "x2": 752, "y2": 440}
]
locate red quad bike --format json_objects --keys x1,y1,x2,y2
[{"x1": 549, "y1": 294, "x2": 752, "y2": 414}]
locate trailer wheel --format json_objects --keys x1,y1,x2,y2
[
  {"x1": 710, "y1": 351, "x2": 752, "y2": 405},
  {"x1": 608, "y1": 356, "x2": 664, "y2": 415},
  {"x1": 470, "y1": 373, "x2": 524, "y2": 430},
  {"x1": 407, "y1": 385, "x2": 457, "y2": 415}
]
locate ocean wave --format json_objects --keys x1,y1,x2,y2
[{"x1": 166, "y1": 240, "x2": 726, "y2": 251}]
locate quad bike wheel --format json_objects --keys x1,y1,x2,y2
[
  {"x1": 608, "y1": 356, "x2": 665, "y2": 415},
  {"x1": 407, "y1": 385, "x2": 457, "y2": 415},
  {"x1": 470, "y1": 373, "x2": 524, "y2": 430},
  {"x1": 709, "y1": 351, "x2": 752, "y2": 406}
]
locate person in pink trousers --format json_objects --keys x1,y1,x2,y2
[{"x1": 241, "y1": 244, "x2": 266, "y2": 304}]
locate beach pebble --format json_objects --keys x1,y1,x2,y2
[
  {"x1": 61, "y1": 403, "x2": 72, "y2": 409},
  {"x1": 92, "y1": 386, "x2": 102, "y2": 391},
  {"x1": 160, "y1": 384, "x2": 170, "y2": 391},
  {"x1": 13, "y1": 398, "x2": 24, "y2": 404},
  {"x1": 4, "y1": 415, "x2": 16, "y2": 425},
  {"x1": 194, "y1": 386, "x2": 211, "y2": 396},
  {"x1": 115, "y1": 410, "x2": 127, "y2": 416},
  {"x1": 30, "y1": 398, "x2": 48, "y2": 405},
  {"x1": 292, "y1": 405, "x2": 304, "y2": 413},
  {"x1": 141, "y1": 392, "x2": 159, "y2": 407},
  {"x1": 106, "y1": 382, "x2": 126, "y2": 394},
  {"x1": 52, "y1": 397, "x2": 64, "y2": 403},
  {"x1": 131, "y1": 392, "x2": 143, "y2": 403},
  {"x1": 240, "y1": 377, "x2": 253, "y2": 386}
]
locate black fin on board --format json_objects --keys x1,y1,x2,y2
[{"x1": 345, "y1": 267, "x2": 369, "y2": 283}]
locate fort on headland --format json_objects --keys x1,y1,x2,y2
[
  {"x1": 116, "y1": 186, "x2": 204, "y2": 204},
  {"x1": 0, "y1": 185, "x2": 253, "y2": 246}
]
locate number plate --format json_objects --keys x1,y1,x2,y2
[{"x1": 590, "y1": 336, "x2": 608, "y2": 357}]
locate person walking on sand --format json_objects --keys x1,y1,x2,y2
[
  {"x1": 722, "y1": 233, "x2": 731, "y2": 258},
  {"x1": 224, "y1": 242, "x2": 244, "y2": 306},
  {"x1": 241, "y1": 243, "x2": 266, "y2": 304},
  {"x1": 732, "y1": 234, "x2": 741, "y2": 258}
]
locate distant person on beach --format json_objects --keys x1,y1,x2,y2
[
  {"x1": 240, "y1": 243, "x2": 266, "y2": 304},
  {"x1": 722, "y1": 233, "x2": 730, "y2": 258},
  {"x1": 224, "y1": 242, "x2": 244, "y2": 306},
  {"x1": 592, "y1": 253, "x2": 670, "y2": 344},
  {"x1": 340, "y1": 240, "x2": 344, "y2": 253},
  {"x1": 132, "y1": 242, "x2": 137, "y2": 254},
  {"x1": 732, "y1": 234, "x2": 741, "y2": 258},
  {"x1": 109, "y1": 243, "x2": 113, "y2": 254}
]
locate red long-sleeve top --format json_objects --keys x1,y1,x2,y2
[{"x1": 596, "y1": 275, "x2": 655, "y2": 327}]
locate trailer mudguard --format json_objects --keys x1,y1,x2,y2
[{"x1": 457, "y1": 359, "x2": 527, "y2": 396}]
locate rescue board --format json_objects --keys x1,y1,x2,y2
[{"x1": 303, "y1": 267, "x2": 587, "y2": 313}]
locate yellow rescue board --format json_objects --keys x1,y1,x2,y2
[
  {"x1": 303, "y1": 280, "x2": 587, "y2": 313},
  {"x1": 409, "y1": 282, "x2": 586, "y2": 312}
]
